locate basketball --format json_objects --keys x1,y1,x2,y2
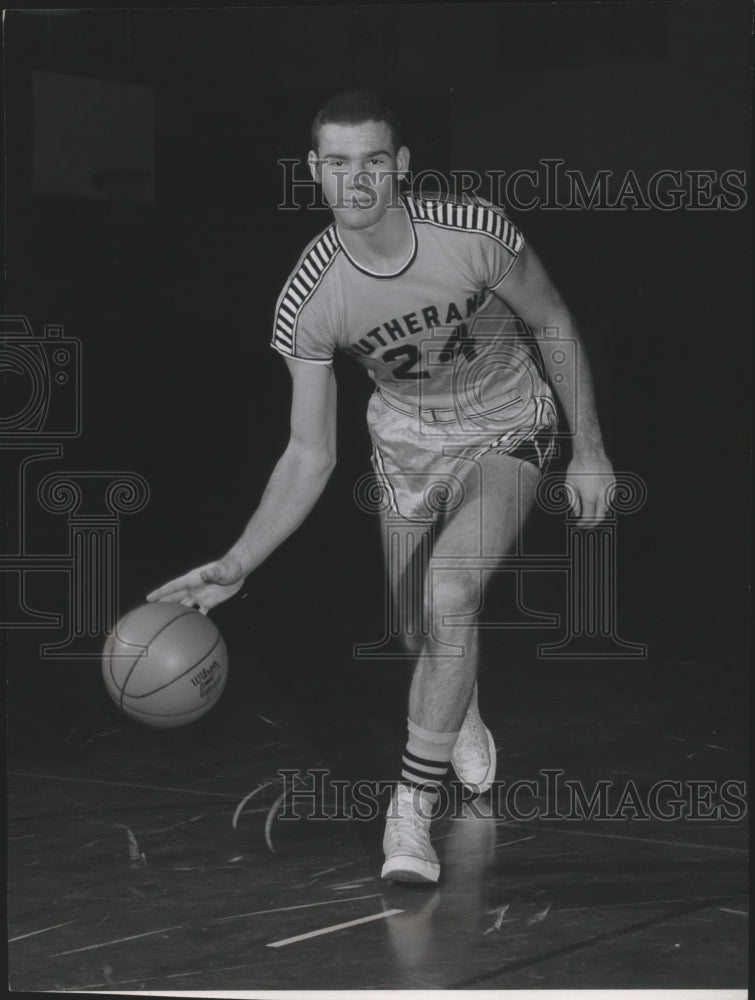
[{"x1": 102, "y1": 603, "x2": 228, "y2": 728}]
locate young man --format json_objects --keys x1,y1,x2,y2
[{"x1": 147, "y1": 89, "x2": 614, "y2": 884}]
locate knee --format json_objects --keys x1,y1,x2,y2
[
  {"x1": 399, "y1": 631, "x2": 423, "y2": 656},
  {"x1": 424, "y1": 572, "x2": 480, "y2": 631}
]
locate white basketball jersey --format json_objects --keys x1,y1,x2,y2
[{"x1": 271, "y1": 194, "x2": 549, "y2": 408}]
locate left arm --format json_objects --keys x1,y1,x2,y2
[{"x1": 494, "y1": 242, "x2": 615, "y2": 521}]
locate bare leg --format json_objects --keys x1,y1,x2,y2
[
  {"x1": 378, "y1": 512, "x2": 432, "y2": 659},
  {"x1": 408, "y1": 454, "x2": 541, "y2": 732},
  {"x1": 380, "y1": 453, "x2": 542, "y2": 883}
]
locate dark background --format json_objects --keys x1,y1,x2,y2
[{"x1": 3, "y1": 3, "x2": 751, "y2": 748}]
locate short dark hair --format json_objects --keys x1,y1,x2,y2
[{"x1": 311, "y1": 88, "x2": 403, "y2": 153}]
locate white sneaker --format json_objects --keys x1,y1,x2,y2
[
  {"x1": 381, "y1": 784, "x2": 440, "y2": 884},
  {"x1": 451, "y1": 709, "x2": 496, "y2": 794}
]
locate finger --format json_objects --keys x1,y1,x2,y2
[
  {"x1": 147, "y1": 574, "x2": 199, "y2": 601},
  {"x1": 201, "y1": 562, "x2": 243, "y2": 587},
  {"x1": 569, "y1": 486, "x2": 582, "y2": 519},
  {"x1": 585, "y1": 496, "x2": 602, "y2": 522},
  {"x1": 584, "y1": 494, "x2": 597, "y2": 520},
  {"x1": 180, "y1": 596, "x2": 210, "y2": 615},
  {"x1": 597, "y1": 478, "x2": 616, "y2": 520},
  {"x1": 149, "y1": 563, "x2": 220, "y2": 600},
  {"x1": 594, "y1": 481, "x2": 613, "y2": 521},
  {"x1": 592, "y1": 499, "x2": 608, "y2": 522},
  {"x1": 147, "y1": 588, "x2": 190, "y2": 603}
]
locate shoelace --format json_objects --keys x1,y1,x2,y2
[
  {"x1": 453, "y1": 713, "x2": 488, "y2": 764},
  {"x1": 385, "y1": 809, "x2": 432, "y2": 854}
]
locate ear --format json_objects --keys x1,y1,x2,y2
[
  {"x1": 307, "y1": 150, "x2": 321, "y2": 182},
  {"x1": 395, "y1": 145, "x2": 410, "y2": 181}
]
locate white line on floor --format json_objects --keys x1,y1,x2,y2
[
  {"x1": 558, "y1": 894, "x2": 747, "y2": 915},
  {"x1": 9, "y1": 920, "x2": 75, "y2": 942},
  {"x1": 495, "y1": 835, "x2": 536, "y2": 850},
  {"x1": 514, "y1": 822, "x2": 748, "y2": 854},
  {"x1": 267, "y1": 908, "x2": 404, "y2": 948},
  {"x1": 49, "y1": 925, "x2": 184, "y2": 957},
  {"x1": 214, "y1": 893, "x2": 381, "y2": 923},
  {"x1": 8, "y1": 771, "x2": 239, "y2": 800}
]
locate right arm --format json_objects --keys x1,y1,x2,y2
[
  {"x1": 146, "y1": 357, "x2": 337, "y2": 610},
  {"x1": 227, "y1": 357, "x2": 337, "y2": 574}
]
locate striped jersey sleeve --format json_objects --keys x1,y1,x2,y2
[
  {"x1": 271, "y1": 226, "x2": 340, "y2": 364},
  {"x1": 405, "y1": 194, "x2": 524, "y2": 292}
]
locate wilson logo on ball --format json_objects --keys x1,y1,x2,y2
[{"x1": 102, "y1": 603, "x2": 228, "y2": 728}]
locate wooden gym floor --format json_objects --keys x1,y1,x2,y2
[{"x1": 7, "y1": 606, "x2": 748, "y2": 993}]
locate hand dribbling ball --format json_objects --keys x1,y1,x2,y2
[{"x1": 102, "y1": 603, "x2": 228, "y2": 728}]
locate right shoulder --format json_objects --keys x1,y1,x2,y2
[
  {"x1": 275, "y1": 225, "x2": 340, "y2": 315},
  {"x1": 272, "y1": 224, "x2": 343, "y2": 363}
]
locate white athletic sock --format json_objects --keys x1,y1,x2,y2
[{"x1": 400, "y1": 718, "x2": 459, "y2": 804}]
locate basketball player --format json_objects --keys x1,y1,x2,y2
[{"x1": 148, "y1": 89, "x2": 615, "y2": 883}]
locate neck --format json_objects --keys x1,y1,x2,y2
[{"x1": 337, "y1": 202, "x2": 413, "y2": 273}]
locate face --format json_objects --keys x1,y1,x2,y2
[{"x1": 308, "y1": 120, "x2": 409, "y2": 231}]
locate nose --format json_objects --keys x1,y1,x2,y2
[
  {"x1": 342, "y1": 165, "x2": 358, "y2": 192},
  {"x1": 347, "y1": 163, "x2": 372, "y2": 189},
  {"x1": 350, "y1": 164, "x2": 377, "y2": 194}
]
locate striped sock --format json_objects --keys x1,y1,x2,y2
[{"x1": 400, "y1": 718, "x2": 459, "y2": 804}]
